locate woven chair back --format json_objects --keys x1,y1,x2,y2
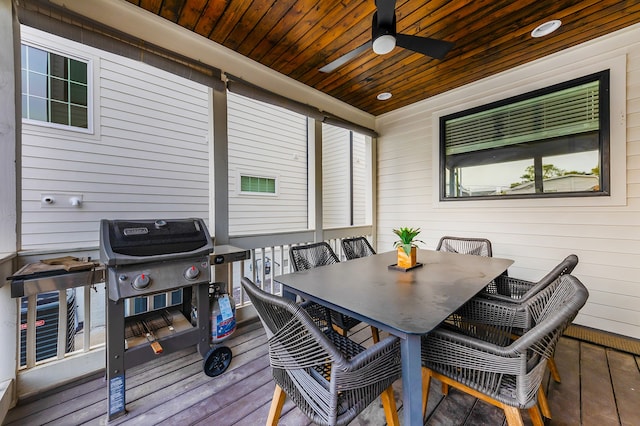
[
  {"x1": 290, "y1": 241, "x2": 340, "y2": 271},
  {"x1": 526, "y1": 275, "x2": 587, "y2": 337},
  {"x1": 436, "y1": 235, "x2": 493, "y2": 257},
  {"x1": 341, "y1": 236, "x2": 376, "y2": 260}
]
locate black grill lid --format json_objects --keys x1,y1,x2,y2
[{"x1": 100, "y1": 218, "x2": 214, "y2": 265}]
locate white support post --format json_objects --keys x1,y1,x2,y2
[{"x1": 0, "y1": 3, "x2": 20, "y2": 415}]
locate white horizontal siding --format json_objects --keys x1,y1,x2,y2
[
  {"x1": 227, "y1": 92, "x2": 308, "y2": 234},
  {"x1": 20, "y1": 27, "x2": 210, "y2": 250},
  {"x1": 321, "y1": 127, "x2": 371, "y2": 227},
  {"x1": 352, "y1": 133, "x2": 369, "y2": 226},
  {"x1": 375, "y1": 24, "x2": 640, "y2": 339},
  {"x1": 322, "y1": 125, "x2": 350, "y2": 228}
]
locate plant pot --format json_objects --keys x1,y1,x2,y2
[{"x1": 397, "y1": 246, "x2": 417, "y2": 269}]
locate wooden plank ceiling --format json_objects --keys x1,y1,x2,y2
[{"x1": 125, "y1": 0, "x2": 640, "y2": 116}]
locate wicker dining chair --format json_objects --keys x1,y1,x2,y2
[
  {"x1": 436, "y1": 235, "x2": 501, "y2": 304},
  {"x1": 477, "y1": 254, "x2": 579, "y2": 383},
  {"x1": 241, "y1": 277, "x2": 402, "y2": 426},
  {"x1": 421, "y1": 274, "x2": 589, "y2": 426},
  {"x1": 436, "y1": 235, "x2": 493, "y2": 257},
  {"x1": 289, "y1": 242, "x2": 361, "y2": 336},
  {"x1": 341, "y1": 236, "x2": 376, "y2": 260}
]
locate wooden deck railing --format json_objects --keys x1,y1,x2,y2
[{"x1": 13, "y1": 226, "x2": 373, "y2": 398}]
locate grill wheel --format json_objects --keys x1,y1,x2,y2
[{"x1": 203, "y1": 346, "x2": 233, "y2": 377}]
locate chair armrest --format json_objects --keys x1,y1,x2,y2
[
  {"x1": 422, "y1": 327, "x2": 526, "y2": 375},
  {"x1": 337, "y1": 335, "x2": 402, "y2": 388},
  {"x1": 435, "y1": 298, "x2": 542, "y2": 357},
  {"x1": 346, "y1": 335, "x2": 400, "y2": 370},
  {"x1": 452, "y1": 295, "x2": 530, "y2": 334},
  {"x1": 454, "y1": 297, "x2": 522, "y2": 325},
  {"x1": 480, "y1": 275, "x2": 536, "y2": 302}
]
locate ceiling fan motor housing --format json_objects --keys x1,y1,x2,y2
[{"x1": 372, "y1": 11, "x2": 397, "y2": 54}]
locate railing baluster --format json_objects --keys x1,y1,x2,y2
[
  {"x1": 26, "y1": 294, "x2": 37, "y2": 368},
  {"x1": 56, "y1": 289, "x2": 67, "y2": 359},
  {"x1": 277, "y1": 244, "x2": 284, "y2": 294},
  {"x1": 268, "y1": 246, "x2": 274, "y2": 294},
  {"x1": 250, "y1": 249, "x2": 257, "y2": 284},
  {"x1": 237, "y1": 258, "x2": 245, "y2": 305},
  {"x1": 83, "y1": 285, "x2": 91, "y2": 351}
]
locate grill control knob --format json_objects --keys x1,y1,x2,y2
[
  {"x1": 132, "y1": 273, "x2": 151, "y2": 290},
  {"x1": 184, "y1": 265, "x2": 200, "y2": 280}
]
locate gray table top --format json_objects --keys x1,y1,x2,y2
[{"x1": 276, "y1": 249, "x2": 514, "y2": 335}]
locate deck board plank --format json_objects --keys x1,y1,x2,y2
[
  {"x1": 165, "y1": 363, "x2": 273, "y2": 424},
  {"x1": 192, "y1": 379, "x2": 275, "y2": 425},
  {"x1": 64, "y1": 350, "x2": 218, "y2": 425},
  {"x1": 425, "y1": 387, "x2": 477, "y2": 425},
  {"x1": 464, "y1": 399, "x2": 507, "y2": 425},
  {"x1": 276, "y1": 398, "x2": 314, "y2": 426},
  {"x1": 607, "y1": 349, "x2": 640, "y2": 426},
  {"x1": 222, "y1": 383, "x2": 286, "y2": 426},
  {"x1": 5, "y1": 321, "x2": 635, "y2": 426},
  {"x1": 106, "y1": 331, "x2": 269, "y2": 425},
  {"x1": 2, "y1": 375, "x2": 103, "y2": 424},
  {"x1": 546, "y1": 337, "x2": 581, "y2": 424},
  {"x1": 580, "y1": 342, "x2": 620, "y2": 426}
]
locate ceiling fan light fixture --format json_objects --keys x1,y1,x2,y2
[
  {"x1": 373, "y1": 34, "x2": 396, "y2": 54},
  {"x1": 377, "y1": 92, "x2": 392, "y2": 101},
  {"x1": 320, "y1": 4, "x2": 454, "y2": 73},
  {"x1": 531, "y1": 20, "x2": 561, "y2": 38}
]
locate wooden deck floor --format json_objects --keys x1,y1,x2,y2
[{"x1": 4, "y1": 320, "x2": 640, "y2": 426}]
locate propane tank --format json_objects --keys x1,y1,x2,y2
[
  {"x1": 190, "y1": 299, "x2": 198, "y2": 326},
  {"x1": 209, "y1": 283, "x2": 236, "y2": 343}
]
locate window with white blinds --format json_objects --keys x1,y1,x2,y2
[
  {"x1": 240, "y1": 175, "x2": 276, "y2": 194},
  {"x1": 440, "y1": 70, "x2": 609, "y2": 200}
]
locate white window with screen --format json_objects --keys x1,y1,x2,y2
[{"x1": 21, "y1": 43, "x2": 91, "y2": 132}]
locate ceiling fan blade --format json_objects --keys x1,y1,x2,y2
[
  {"x1": 319, "y1": 41, "x2": 372, "y2": 73},
  {"x1": 375, "y1": 0, "x2": 396, "y2": 27},
  {"x1": 395, "y1": 34, "x2": 454, "y2": 59}
]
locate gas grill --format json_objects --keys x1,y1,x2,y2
[
  {"x1": 100, "y1": 218, "x2": 215, "y2": 421},
  {"x1": 100, "y1": 218, "x2": 214, "y2": 300}
]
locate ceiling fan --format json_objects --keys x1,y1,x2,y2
[{"x1": 319, "y1": 0, "x2": 454, "y2": 73}]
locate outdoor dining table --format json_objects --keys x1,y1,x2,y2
[{"x1": 276, "y1": 248, "x2": 514, "y2": 425}]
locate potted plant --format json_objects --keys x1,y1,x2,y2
[{"x1": 393, "y1": 227, "x2": 424, "y2": 269}]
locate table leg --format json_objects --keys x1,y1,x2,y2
[
  {"x1": 401, "y1": 334, "x2": 423, "y2": 425},
  {"x1": 282, "y1": 287, "x2": 296, "y2": 302}
]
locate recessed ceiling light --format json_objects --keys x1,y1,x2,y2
[
  {"x1": 377, "y1": 92, "x2": 392, "y2": 101},
  {"x1": 531, "y1": 20, "x2": 562, "y2": 38}
]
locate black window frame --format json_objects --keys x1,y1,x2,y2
[{"x1": 439, "y1": 70, "x2": 610, "y2": 201}]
